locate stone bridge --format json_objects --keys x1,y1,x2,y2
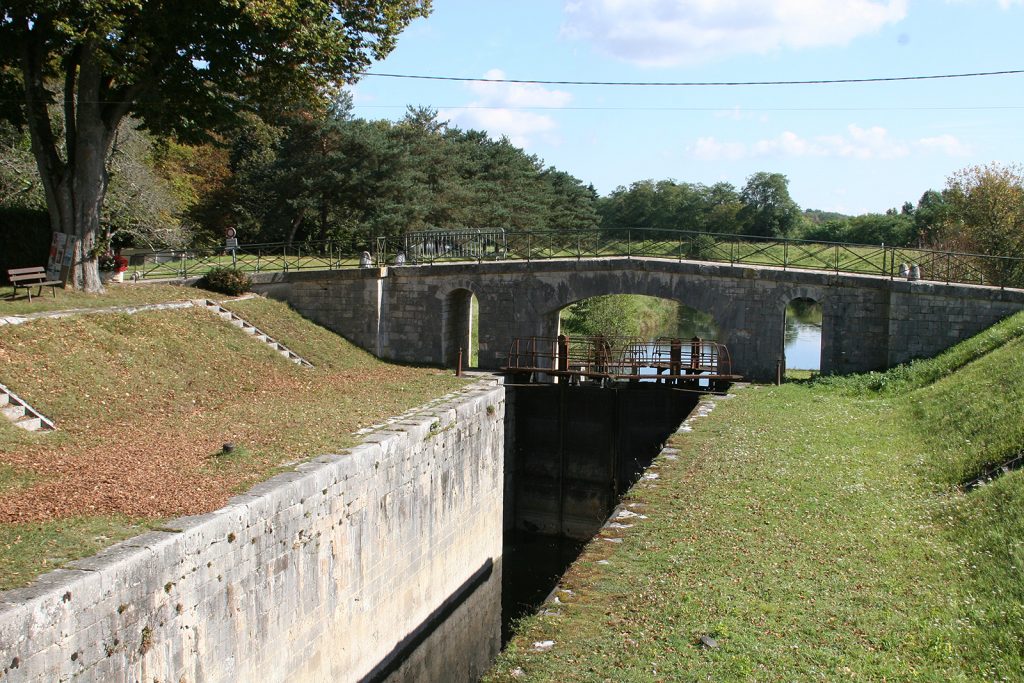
[{"x1": 253, "y1": 257, "x2": 1024, "y2": 382}]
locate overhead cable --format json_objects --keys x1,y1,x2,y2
[{"x1": 363, "y1": 69, "x2": 1024, "y2": 87}]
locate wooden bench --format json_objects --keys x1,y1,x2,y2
[{"x1": 7, "y1": 267, "x2": 63, "y2": 302}]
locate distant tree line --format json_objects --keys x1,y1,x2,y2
[{"x1": 3, "y1": 100, "x2": 1021, "y2": 274}]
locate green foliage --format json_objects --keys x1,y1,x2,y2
[
  {"x1": 0, "y1": 122, "x2": 45, "y2": 210},
  {"x1": 687, "y1": 233, "x2": 717, "y2": 259},
  {"x1": 561, "y1": 295, "x2": 680, "y2": 339},
  {"x1": 219, "y1": 108, "x2": 600, "y2": 244},
  {"x1": 943, "y1": 163, "x2": 1024, "y2": 286},
  {"x1": 739, "y1": 171, "x2": 801, "y2": 237},
  {"x1": 200, "y1": 266, "x2": 252, "y2": 296},
  {"x1": 800, "y1": 212, "x2": 915, "y2": 246},
  {"x1": 0, "y1": 0, "x2": 431, "y2": 288},
  {"x1": 597, "y1": 179, "x2": 742, "y2": 236}
]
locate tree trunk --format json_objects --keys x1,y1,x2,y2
[{"x1": 21, "y1": 38, "x2": 117, "y2": 292}]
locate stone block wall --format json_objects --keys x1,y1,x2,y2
[
  {"x1": 0, "y1": 381, "x2": 505, "y2": 683},
  {"x1": 254, "y1": 268, "x2": 384, "y2": 356},
  {"x1": 886, "y1": 280, "x2": 1024, "y2": 366},
  {"x1": 255, "y1": 260, "x2": 1024, "y2": 382}
]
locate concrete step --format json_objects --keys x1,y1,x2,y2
[
  {"x1": 14, "y1": 415, "x2": 42, "y2": 431},
  {"x1": 197, "y1": 300, "x2": 313, "y2": 369},
  {"x1": 1, "y1": 404, "x2": 26, "y2": 420},
  {"x1": 0, "y1": 382, "x2": 55, "y2": 432}
]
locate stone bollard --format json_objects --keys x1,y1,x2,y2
[
  {"x1": 909, "y1": 264, "x2": 921, "y2": 281},
  {"x1": 899, "y1": 262, "x2": 909, "y2": 278}
]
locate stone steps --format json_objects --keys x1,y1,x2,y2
[
  {"x1": 197, "y1": 300, "x2": 313, "y2": 368},
  {"x1": 0, "y1": 382, "x2": 55, "y2": 432}
]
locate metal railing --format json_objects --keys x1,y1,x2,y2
[
  {"x1": 503, "y1": 334, "x2": 739, "y2": 385},
  {"x1": 123, "y1": 228, "x2": 1024, "y2": 289}
]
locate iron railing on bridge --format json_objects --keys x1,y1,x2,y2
[{"x1": 121, "y1": 228, "x2": 1024, "y2": 289}]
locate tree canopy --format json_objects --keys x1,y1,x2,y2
[{"x1": 0, "y1": 0, "x2": 430, "y2": 289}]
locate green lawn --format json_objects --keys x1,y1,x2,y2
[{"x1": 488, "y1": 311, "x2": 1024, "y2": 681}]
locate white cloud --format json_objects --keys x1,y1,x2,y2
[
  {"x1": 692, "y1": 136, "x2": 747, "y2": 161},
  {"x1": 440, "y1": 69, "x2": 572, "y2": 147},
  {"x1": 916, "y1": 134, "x2": 972, "y2": 156},
  {"x1": 946, "y1": 0, "x2": 1022, "y2": 8},
  {"x1": 467, "y1": 69, "x2": 573, "y2": 108},
  {"x1": 687, "y1": 125, "x2": 948, "y2": 161},
  {"x1": 562, "y1": 0, "x2": 908, "y2": 66}
]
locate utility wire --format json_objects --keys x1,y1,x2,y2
[
  {"x1": 354, "y1": 104, "x2": 1024, "y2": 113},
  {"x1": 363, "y1": 68, "x2": 1024, "y2": 87}
]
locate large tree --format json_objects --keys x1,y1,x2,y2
[
  {"x1": 738, "y1": 171, "x2": 801, "y2": 238},
  {"x1": 944, "y1": 163, "x2": 1024, "y2": 286},
  {"x1": 0, "y1": 0, "x2": 430, "y2": 290}
]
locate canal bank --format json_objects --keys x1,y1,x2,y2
[
  {"x1": 485, "y1": 312, "x2": 1024, "y2": 680},
  {"x1": 0, "y1": 381, "x2": 506, "y2": 683},
  {"x1": 0, "y1": 372, "x2": 702, "y2": 682}
]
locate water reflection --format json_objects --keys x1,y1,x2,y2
[
  {"x1": 785, "y1": 299, "x2": 822, "y2": 371},
  {"x1": 650, "y1": 305, "x2": 719, "y2": 341}
]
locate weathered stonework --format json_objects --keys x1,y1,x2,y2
[
  {"x1": 0, "y1": 380, "x2": 505, "y2": 683},
  {"x1": 254, "y1": 258, "x2": 1024, "y2": 382}
]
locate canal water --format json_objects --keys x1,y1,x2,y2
[
  {"x1": 654, "y1": 302, "x2": 824, "y2": 373},
  {"x1": 784, "y1": 300, "x2": 823, "y2": 371}
]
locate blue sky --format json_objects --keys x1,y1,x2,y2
[{"x1": 349, "y1": 0, "x2": 1024, "y2": 215}]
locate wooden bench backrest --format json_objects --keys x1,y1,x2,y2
[{"x1": 7, "y1": 267, "x2": 49, "y2": 284}]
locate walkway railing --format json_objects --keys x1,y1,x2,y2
[
  {"x1": 123, "y1": 228, "x2": 1024, "y2": 289},
  {"x1": 503, "y1": 334, "x2": 739, "y2": 387}
]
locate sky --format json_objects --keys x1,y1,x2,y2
[{"x1": 348, "y1": 0, "x2": 1024, "y2": 215}]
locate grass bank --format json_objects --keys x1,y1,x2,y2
[
  {"x1": 0, "y1": 283, "x2": 208, "y2": 316},
  {"x1": 488, "y1": 311, "x2": 1024, "y2": 681},
  {"x1": 0, "y1": 294, "x2": 466, "y2": 590}
]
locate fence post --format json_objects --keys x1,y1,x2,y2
[
  {"x1": 627, "y1": 230, "x2": 631, "y2": 258},
  {"x1": 783, "y1": 241, "x2": 788, "y2": 270}
]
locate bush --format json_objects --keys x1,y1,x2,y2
[
  {"x1": 687, "y1": 233, "x2": 717, "y2": 260},
  {"x1": 200, "y1": 266, "x2": 251, "y2": 296}
]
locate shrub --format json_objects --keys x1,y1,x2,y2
[
  {"x1": 200, "y1": 266, "x2": 251, "y2": 296},
  {"x1": 687, "y1": 234, "x2": 717, "y2": 260}
]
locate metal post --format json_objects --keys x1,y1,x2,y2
[{"x1": 456, "y1": 347, "x2": 463, "y2": 377}]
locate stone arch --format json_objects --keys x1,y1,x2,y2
[{"x1": 442, "y1": 287, "x2": 479, "y2": 369}]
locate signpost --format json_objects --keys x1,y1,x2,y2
[{"x1": 225, "y1": 228, "x2": 238, "y2": 267}]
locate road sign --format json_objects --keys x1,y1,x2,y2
[{"x1": 225, "y1": 227, "x2": 237, "y2": 239}]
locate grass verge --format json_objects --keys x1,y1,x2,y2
[
  {"x1": 488, "y1": 311, "x2": 1024, "y2": 681},
  {"x1": 0, "y1": 283, "x2": 213, "y2": 316}
]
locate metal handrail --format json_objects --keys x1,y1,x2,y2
[{"x1": 121, "y1": 228, "x2": 1024, "y2": 289}]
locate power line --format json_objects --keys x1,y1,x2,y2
[
  {"x1": 354, "y1": 104, "x2": 1024, "y2": 113},
  {"x1": 363, "y1": 68, "x2": 1024, "y2": 87}
]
